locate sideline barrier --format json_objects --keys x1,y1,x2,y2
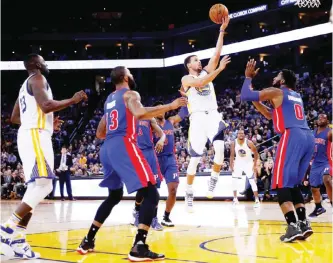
[
  {"x1": 1, "y1": 23, "x2": 332, "y2": 70},
  {"x1": 54, "y1": 172, "x2": 248, "y2": 200}
]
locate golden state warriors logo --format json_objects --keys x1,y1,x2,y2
[
  {"x1": 195, "y1": 84, "x2": 211, "y2": 96},
  {"x1": 238, "y1": 149, "x2": 247, "y2": 157}
]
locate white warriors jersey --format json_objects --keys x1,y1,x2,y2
[
  {"x1": 185, "y1": 70, "x2": 218, "y2": 114},
  {"x1": 18, "y1": 74, "x2": 54, "y2": 134},
  {"x1": 235, "y1": 139, "x2": 253, "y2": 163}
]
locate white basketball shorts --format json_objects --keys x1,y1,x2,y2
[
  {"x1": 232, "y1": 161, "x2": 254, "y2": 179},
  {"x1": 17, "y1": 128, "x2": 55, "y2": 183},
  {"x1": 187, "y1": 110, "x2": 226, "y2": 157}
]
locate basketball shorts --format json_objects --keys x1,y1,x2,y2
[
  {"x1": 309, "y1": 162, "x2": 331, "y2": 187},
  {"x1": 157, "y1": 154, "x2": 179, "y2": 184},
  {"x1": 271, "y1": 128, "x2": 315, "y2": 189},
  {"x1": 232, "y1": 161, "x2": 254, "y2": 179},
  {"x1": 17, "y1": 128, "x2": 55, "y2": 183},
  {"x1": 99, "y1": 137, "x2": 156, "y2": 194},
  {"x1": 141, "y1": 148, "x2": 163, "y2": 188},
  {"x1": 187, "y1": 110, "x2": 227, "y2": 157}
]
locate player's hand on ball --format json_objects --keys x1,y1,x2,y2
[
  {"x1": 53, "y1": 116, "x2": 64, "y2": 131},
  {"x1": 218, "y1": 55, "x2": 231, "y2": 71},
  {"x1": 220, "y1": 16, "x2": 230, "y2": 31},
  {"x1": 72, "y1": 90, "x2": 88, "y2": 103},
  {"x1": 155, "y1": 139, "x2": 164, "y2": 153},
  {"x1": 170, "y1": 97, "x2": 187, "y2": 110},
  {"x1": 245, "y1": 59, "x2": 260, "y2": 78}
]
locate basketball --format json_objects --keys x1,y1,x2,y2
[{"x1": 209, "y1": 4, "x2": 229, "y2": 24}]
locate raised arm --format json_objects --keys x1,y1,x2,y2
[
  {"x1": 125, "y1": 90, "x2": 187, "y2": 120},
  {"x1": 10, "y1": 98, "x2": 21, "y2": 124},
  {"x1": 96, "y1": 114, "x2": 106, "y2": 139},
  {"x1": 30, "y1": 74, "x2": 87, "y2": 114},
  {"x1": 230, "y1": 141, "x2": 235, "y2": 172},
  {"x1": 182, "y1": 56, "x2": 231, "y2": 89},
  {"x1": 252, "y1": 102, "x2": 273, "y2": 120},
  {"x1": 204, "y1": 17, "x2": 230, "y2": 73}
]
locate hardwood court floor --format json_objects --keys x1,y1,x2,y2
[{"x1": 1, "y1": 200, "x2": 331, "y2": 263}]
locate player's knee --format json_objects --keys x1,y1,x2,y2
[
  {"x1": 187, "y1": 157, "x2": 201, "y2": 175},
  {"x1": 106, "y1": 187, "x2": 123, "y2": 205},
  {"x1": 36, "y1": 178, "x2": 53, "y2": 193},
  {"x1": 138, "y1": 183, "x2": 159, "y2": 207},
  {"x1": 291, "y1": 187, "x2": 304, "y2": 205},
  {"x1": 323, "y1": 175, "x2": 332, "y2": 185},
  {"x1": 276, "y1": 188, "x2": 293, "y2": 206},
  {"x1": 168, "y1": 183, "x2": 178, "y2": 197},
  {"x1": 213, "y1": 140, "x2": 224, "y2": 165}
]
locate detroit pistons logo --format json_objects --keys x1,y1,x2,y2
[
  {"x1": 195, "y1": 84, "x2": 211, "y2": 96},
  {"x1": 238, "y1": 149, "x2": 247, "y2": 157}
]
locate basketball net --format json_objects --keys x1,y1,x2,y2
[{"x1": 294, "y1": 0, "x2": 321, "y2": 8}]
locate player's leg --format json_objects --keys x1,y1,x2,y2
[
  {"x1": 186, "y1": 114, "x2": 206, "y2": 211},
  {"x1": 309, "y1": 164, "x2": 326, "y2": 217},
  {"x1": 1, "y1": 129, "x2": 54, "y2": 259},
  {"x1": 323, "y1": 169, "x2": 332, "y2": 205},
  {"x1": 245, "y1": 166, "x2": 260, "y2": 207},
  {"x1": 77, "y1": 142, "x2": 124, "y2": 254},
  {"x1": 119, "y1": 137, "x2": 164, "y2": 260},
  {"x1": 272, "y1": 130, "x2": 303, "y2": 242},
  {"x1": 162, "y1": 155, "x2": 179, "y2": 227},
  {"x1": 232, "y1": 165, "x2": 242, "y2": 205}
]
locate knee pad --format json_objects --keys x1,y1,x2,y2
[
  {"x1": 249, "y1": 178, "x2": 258, "y2": 192},
  {"x1": 213, "y1": 140, "x2": 225, "y2": 165},
  {"x1": 276, "y1": 188, "x2": 293, "y2": 206},
  {"x1": 106, "y1": 187, "x2": 123, "y2": 206},
  {"x1": 23, "y1": 179, "x2": 53, "y2": 209},
  {"x1": 291, "y1": 187, "x2": 304, "y2": 205},
  {"x1": 187, "y1": 157, "x2": 201, "y2": 175},
  {"x1": 138, "y1": 183, "x2": 160, "y2": 207}
]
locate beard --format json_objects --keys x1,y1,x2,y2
[
  {"x1": 272, "y1": 80, "x2": 281, "y2": 88},
  {"x1": 40, "y1": 66, "x2": 50, "y2": 76},
  {"x1": 128, "y1": 77, "x2": 137, "y2": 90}
]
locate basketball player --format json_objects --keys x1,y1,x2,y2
[
  {"x1": 181, "y1": 17, "x2": 230, "y2": 211},
  {"x1": 0, "y1": 54, "x2": 87, "y2": 259},
  {"x1": 230, "y1": 129, "x2": 260, "y2": 207},
  {"x1": 308, "y1": 114, "x2": 332, "y2": 217},
  {"x1": 76, "y1": 66, "x2": 186, "y2": 261},
  {"x1": 131, "y1": 118, "x2": 165, "y2": 231},
  {"x1": 153, "y1": 103, "x2": 189, "y2": 226},
  {"x1": 242, "y1": 59, "x2": 314, "y2": 242}
]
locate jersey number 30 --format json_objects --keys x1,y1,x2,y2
[
  {"x1": 108, "y1": 110, "x2": 119, "y2": 131},
  {"x1": 294, "y1": 104, "x2": 304, "y2": 120}
]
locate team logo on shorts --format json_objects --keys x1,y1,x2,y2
[
  {"x1": 238, "y1": 149, "x2": 247, "y2": 157},
  {"x1": 195, "y1": 84, "x2": 211, "y2": 96}
]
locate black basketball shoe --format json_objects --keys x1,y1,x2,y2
[
  {"x1": 280, "y1": 222, "x2": 303, "y2": 242},
  {"x1": 298, "y1": 220, "x2": 314, "y2": 240},
  {"x1": 161, "y1": 217, "x2": 174, "y2": 227},
  {"x1": 128, "y1": 242, "x2": 165, "y2": 262},
  {"x1": 76, "y1": 236, "x2": 95, "y2": 255}
]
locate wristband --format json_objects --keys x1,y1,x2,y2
[{"x1": 219, "y1": 29, "x2": 225, "y2": 33}]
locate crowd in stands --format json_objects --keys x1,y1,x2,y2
[{"x1": 1, "y1": 71, "x2": 332, "y2": 200}]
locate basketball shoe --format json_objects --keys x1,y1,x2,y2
[
  {"x1": 128, "y1": 241, "x2": 164, "y2": 261},
  {"x1": 207, "y1": 175, "x2": 219, "y2": 199},
  {"x1": 280, "y1": 222, "x2": 303, "y2": 242},
  {"x1": 131, "y1": 209, "x2": 139, "y2": 227},
  {"x1": 185, "y1": 190, "x2": 194, "y2": 213},
  {"x1": 77, "y1": 236, "x2": 95, "y2": 255},
  {"x1": 298, "y1": 220, "x2": 313, "y2": 240},
  {"x1": 11, "y1": 232, "x2": 40, "y2": 259},
  {"x1": 0, "y1": 224, "x2": 15, "y2": 259},
  {"x1": 151, "y1": 217, "x2": 163, "y2": 231}
]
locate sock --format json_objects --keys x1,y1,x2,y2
[
  {"x1": 296, "y1": 207, "x2": 306, "y2": 221},
  {"x1": 135, "y1": 203, "x2": 141, "y2": 212},
  {"x1": 154, "y1": 207, "x2": 158, "y2": 218},
  {"x1": 15, "y1": 225, "x2": 26, "y2": 238},
  {"x1": 164, "y1": 211, "x2": 170, "y2": 220},
  {"x1": 134, "y1": 229, "x2": 148, "y2": 245},
  {"x1": 210, "y1": 171, "x2": 219, "y2": 178},
  {"x1": 87, "y1": 224, "x2": 100, "y2": 240},
  {"x1": 186, "y1": 184, "x2": 193, "y2": 193},
  {"x1": 4, "y1": 213, "x2": 22, "y2": 228},
  {"x1": 255, "y1": 197, "x2": 259, "y2": 202},
  {"x1": 315, "y1": 202, "x2": 322, "y2": 209},
  {"x1": 284, "y1": 211, "x2": 297, "y2": 225}
]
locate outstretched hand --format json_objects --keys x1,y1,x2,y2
[{"x1": 245, "y1": 59, "x2": 260, "y2": 78}]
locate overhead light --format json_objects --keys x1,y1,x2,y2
[
  {"x1": 52, "y1": 51, "x2": 54, "y2": 53},
  {"x1": 12, "y1": 51, "x2": 15, "y2": 54},
  {"x1": 74, "y1": 50, "x2": 77, "y2": 53},
  {"x1": 39, "y1": 46, "x2": 42, "y2": 51}
]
